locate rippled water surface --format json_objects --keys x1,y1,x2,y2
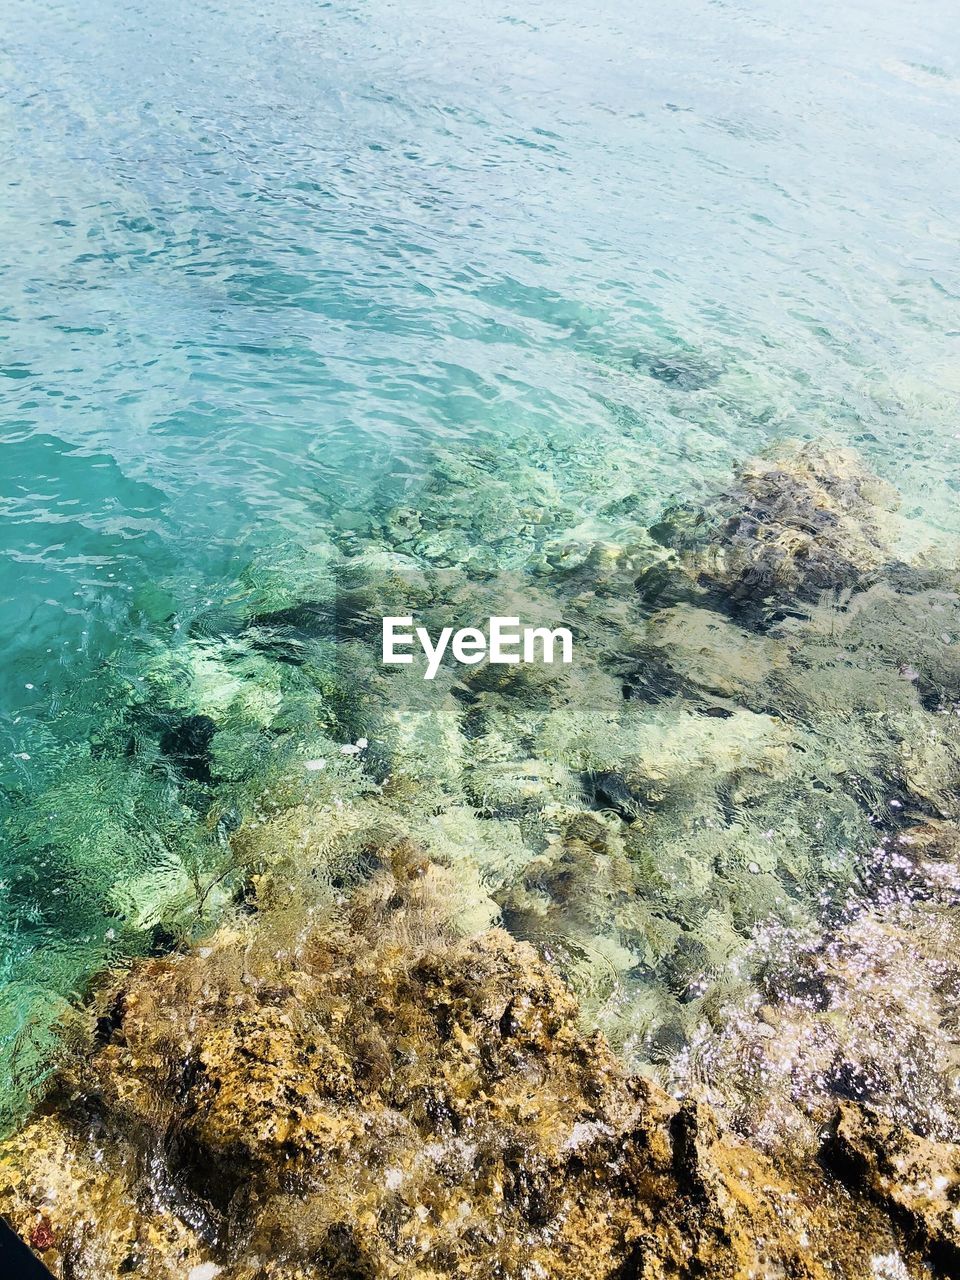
[{"x1": 2, "y1": 0, "x2": 960, "y2": 1123}]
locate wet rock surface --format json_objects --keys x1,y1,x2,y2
[
  {"x1": 0, "y1": 862, "x2": 930, "y2": 1280},
  {"x1": 827, "y1": 1103, "x2": 960, "y2": 1271}
]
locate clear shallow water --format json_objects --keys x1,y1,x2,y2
[{"x1": 1, "y1": 0, "x2": 960, "y2": 1122}]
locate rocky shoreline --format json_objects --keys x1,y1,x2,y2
[
  {"x1": 2, "y1": 848, "x2": 957, "y2": 1279},
  {"x1": 4, "y1": 440, "x2": 960, "y2": 1277}
]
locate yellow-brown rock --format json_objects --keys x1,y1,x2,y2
[
  {"x1": 0, "y1": 856, "x2": 934, "y2": 1278},
  {"x1": 828, "y1": 1102, "x2": 960, "y2": 1271}
]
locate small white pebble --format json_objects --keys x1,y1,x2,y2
[
  {"x1": 340, "y1": 744, "x2": 360, "y2": 755},
  {"x1": 14, "y1": 752, "x2": 30, "y2": 761},
  {"x1": 25, "y1": 683, "x2": 34, "y2": 690},
  {"x1": 356, "y1": 736, "x2": 368, "y2": 749},
  {"x1": 304, "y1": 759, "x2": 326, "y2": 771}
]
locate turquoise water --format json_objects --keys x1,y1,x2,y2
[{"x1": 2, "y1": 0, "x2": 960, "y2": 1122}]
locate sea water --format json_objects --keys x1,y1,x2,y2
[{"x1": 2, "y1": 0, "x2": 960, "y2": 1127}]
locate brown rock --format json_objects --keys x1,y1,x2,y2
[
  {"x1": 827, "y1": 1102, "x2": 960, "y2": 1270},
  {"x1": 0, "y1": 861, "x2": 932, "y2": 1278},
  {"x1": 654, "y1": 442, "x2": 901, "y2": 621}
]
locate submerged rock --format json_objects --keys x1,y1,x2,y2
[
  {"x1": 6, "y1": 435, "x2": 960, "y2": 1279},
  {"x1": 632, "y1": 349, "x2": 723, "y2": 391},
  {"x1": 643, "y1": 603, "x2": 786, "y2": 699},
  {"x1": 665, "y1": 822, "x2": 960, "y2": 1163},
  {"x1": 652, "y1": 442, "x2": 902, "y2": 622}
]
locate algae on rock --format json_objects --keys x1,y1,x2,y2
[{"x1": 0, "y1": 858, "x2": 933, "y2": 1280}]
